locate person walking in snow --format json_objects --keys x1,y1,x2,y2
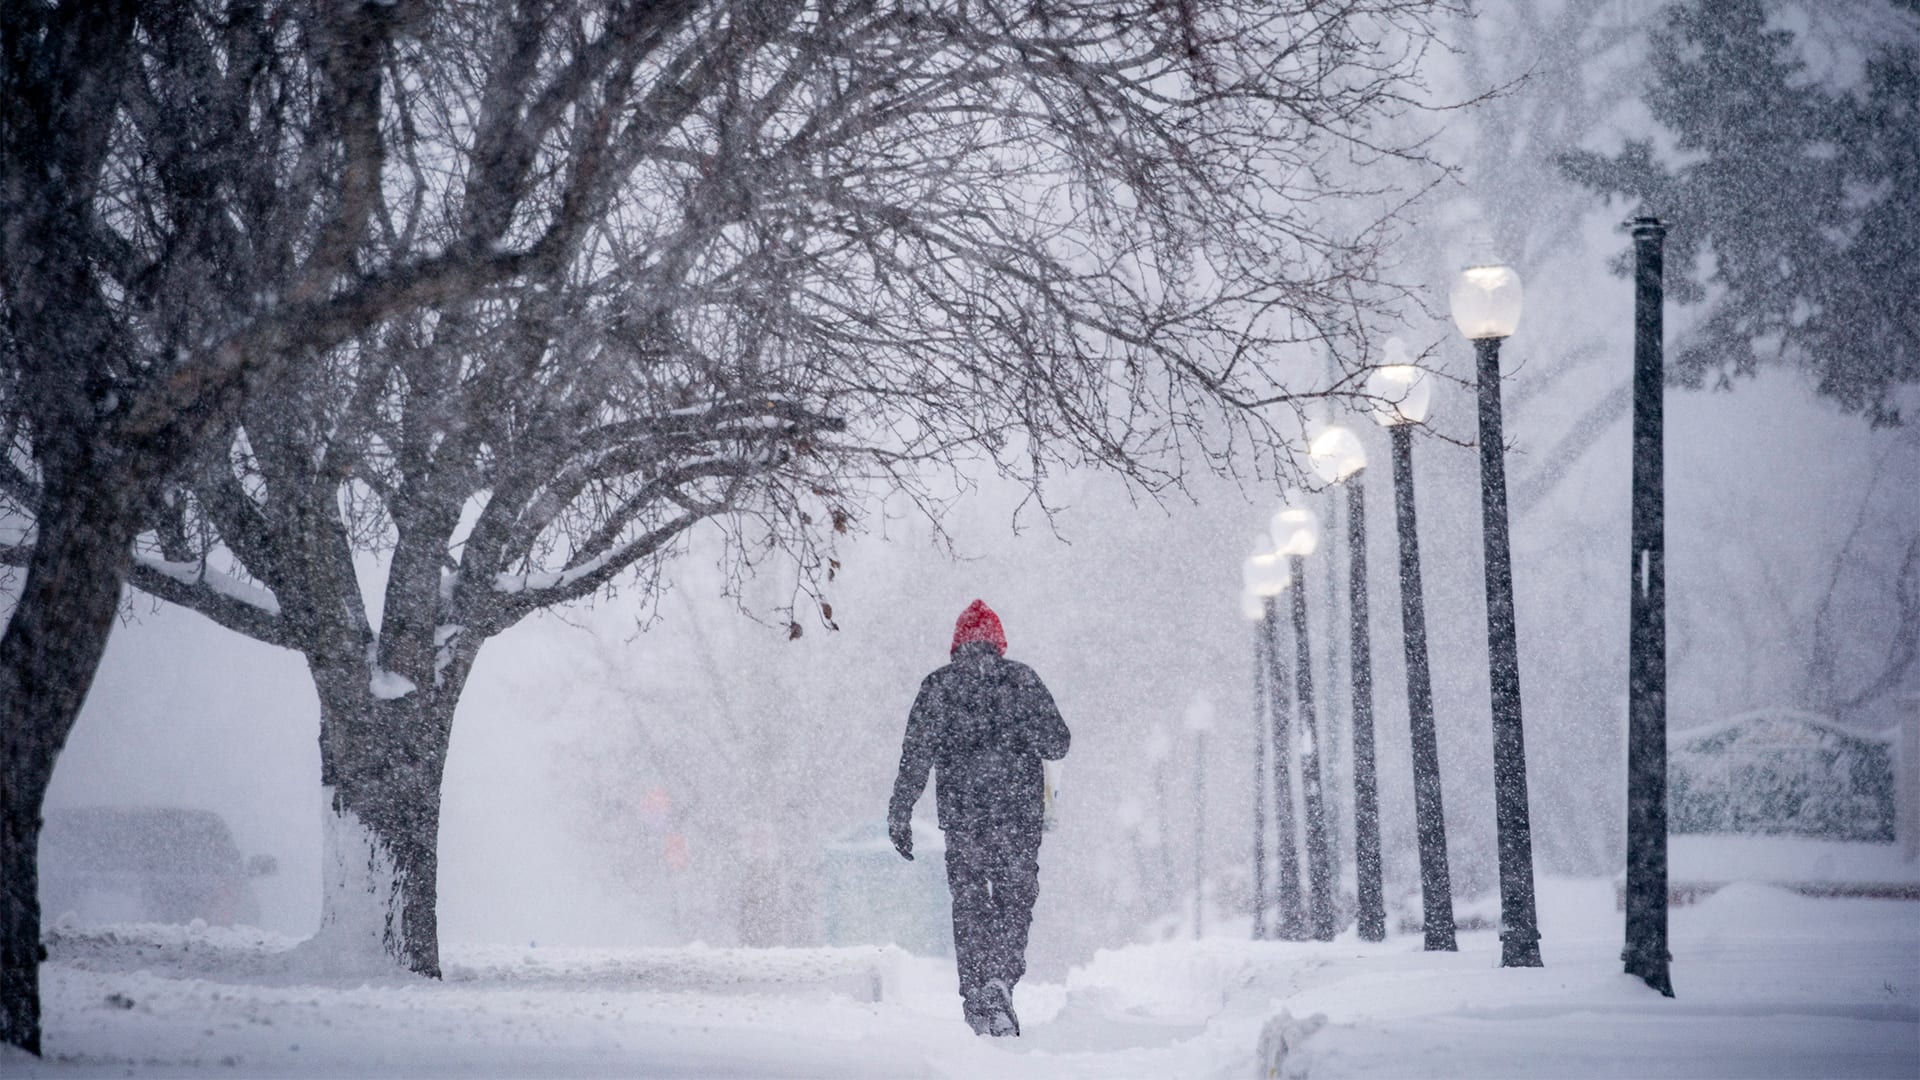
[{"x1": 888, "y1": 599, "x2": 1070, "y2": 1037}]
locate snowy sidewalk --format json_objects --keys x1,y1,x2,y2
[
  {"x1": 7, "y1": 879, "x2": 1917, "y2": 1078},
  {"x1": 1243, "y1": 881, "x2": 1920, "y2": 1078}
]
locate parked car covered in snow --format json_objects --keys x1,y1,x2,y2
[{"x1": 38, "y1": 806, "x2": 277, "y2": 928}]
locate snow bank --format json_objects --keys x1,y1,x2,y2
[
  {"x1": 45, "y1": 921, "x2": 304, "y2": 980},
  {"x1": 445, "y1": 942, "x2": 910, "y2": 1003},
  {"x1": 288, "y1": 790, "x2": 411, "y2": 976},
  {"x1": 17, "y1": 877, "x2": 1919, "y2": 1078},
  {"x1": 1670, "y1": 834, "x2": 1920, "y2": 886}
]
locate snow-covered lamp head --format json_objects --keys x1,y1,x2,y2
[
  {"x1": 1309, "y1": 425, "x2": 1367, "y2": 485},
  {"x1": 1366, "y1": 338, "x2": 1433, "y2": 427},
  {"x1": 1270, "y1": 505, "x2": 1322, "y2": 558},
  {"x1": 1183, "y1": 694, "x2": 1216, "y2": 732},
  {"x1": 1243, "y1": 548, "x2": 1292, "y2": 598},
  {"x1": 1449, "y1": 261, "x2": 1524, "y2": 340}
]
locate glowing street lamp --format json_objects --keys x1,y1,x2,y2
[
  {"x1": 1269, "y1": 503, "x2": 1335, "y2": 941},
  {"x1": 1270, "y1": 506, "x2": 1321, "y2": 557},
  {"x1": 1450, "y1": 258, "x2": 1543, "y2": 969},
  {"x1": 1308, "y1": 427, "x2": 1367, "y2": 484},
  {"x1": 1365, "y1": 341, "x2": 1435, "y2": 428},
  {"x1": 1309, "y1": 425, "x2": 1387, "y2": 943},
  {"x1": 1368, "y1": 341, "x2": 1457, "y2": 951},
  {"x1": 1242, "y1": 550, "x2": 1292, "y2": 599},
  {"x1": 1449, "y1": 263, "x2": 1524, "y2": 341}
]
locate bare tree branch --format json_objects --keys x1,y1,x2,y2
[{"x1": 126, "y1": 553, "x2": 292, "y2": 650}]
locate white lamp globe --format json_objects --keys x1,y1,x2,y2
[
  {"x1": 1367, "y1": 366, "x2": 1432, "y2": 426},
  {"x1": 1183, "y1": 694, "x2": 1216, "y2": 732},
  {"x1": 1271, "y1": 505, "x2": 1322, "y2": 557},
  {"x1": 1365, "y1": 345, "x2": 1433, "y2": 428},
  {"x1": 1449, "y1": 262, "x2": 1524, "y2": 340},
  {"x1": 1309, "y1": 425, "x2": 1367, "y2": 484},
  {"x1": 1243, "y1": 551, "x2": 1292, "y2": 598}
]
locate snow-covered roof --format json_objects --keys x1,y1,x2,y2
[
  {"x1": 1673, "y1": 708, "x2": 1896, "y2": 750},
  {"x1": 1670, "y1": 834, "x2": 1920, "y2": 884}
]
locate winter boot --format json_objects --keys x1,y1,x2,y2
[{"x1": 983, "y1": 978, "x2": 1020, "y2": 1037}]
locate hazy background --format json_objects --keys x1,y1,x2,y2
[{"x1": 38, "y1": 0, "x2": 1920, "y2": 978}]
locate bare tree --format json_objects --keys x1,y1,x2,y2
[
  {"x1": 1800, "y1": 441, "x2": 1920, "y2": 722},
  {"x1": 0, "y1": 0, "x2": 739, "y2": 1052},
  {"x1": 4, "y1": 0, "x2": 1454, "y2": 1043}
]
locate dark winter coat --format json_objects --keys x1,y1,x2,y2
[{"x1": 889, "y1": 641, "x2": 1070, "y2": 834}]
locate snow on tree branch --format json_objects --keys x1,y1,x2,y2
[{"x1": 125, "y1": 552, "x2": 290, "y2": 650}]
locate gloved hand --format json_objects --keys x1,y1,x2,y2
[{"x1": 888, "y1": 815, "x2": 914, "y2": 861}]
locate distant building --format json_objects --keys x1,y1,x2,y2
[{"x1": 1670, "y1": 709, "x2": 1896, "y2": 844}]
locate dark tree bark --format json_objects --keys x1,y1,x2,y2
[
  {"x1": 307, "y1": 655, "x2": 474, "y2": 976},
  {"x1": 119, "y1": 0, "x2": 1458, "y2": 978},
  {"x1": 0, "y1": 465, "x2": 149, "y2": 1052},
  {"x1": 7, "y1": 0, "x2": 1457, "y2": 1036},
  {"x1": 2, "y1": 0, "x2": 717, "y2": 1050},
  {"x1": 1, "y1": 0, "x2": 153, "y2": 1051}
]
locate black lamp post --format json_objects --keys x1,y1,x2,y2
[
  {"x1": 1451, "y1": 260, "x2": 1543, "y2": 969},
  {"x1": 1245, "y1": 549, "x2": 1303, "y2": 938},
  {"x1": 1185, "y1": 695, "x2": 1215, "y2": 939},
  {"x1": 1311, "y1": 427, "x2": 1387, "y2": 942},
  {"x1": 1269, "y1": 597, "x2": 1308, "y2": 940},
  {"x1": 1263, "y1": 587, "x2": 1308, "y2": 938},
  {"x1": 1367, "y1": 354, "x2": 1457, "y2": 951},
  {"x1": 1623, "y1": 215, "x2": 1674, "y2": 997},
  {"x1": 1244, "y1": 590, "x2": 1270, "y2": 940},
  {"x1": 1274, "y1": 506, "x2": 1336, "y2": 942}
]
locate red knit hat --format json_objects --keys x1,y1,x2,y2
[{"x1": 950, "y1": 599, "x2": 1007, "y2": 657}]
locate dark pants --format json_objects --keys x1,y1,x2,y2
[{"x1": 943, "y1": 823, "x2": 1042, "y2": 998}]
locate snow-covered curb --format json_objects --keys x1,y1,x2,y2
[{"x1": 17, "y1": 879, "x2": 1920, "y2": 1078}]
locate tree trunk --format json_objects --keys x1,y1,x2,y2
[
  {"x1": 301, "y1": 627, "x2": 481, "y2": 977},
  {"x1": 303, "y1": 657, "x2": 450, "y2": 976},
  {"x1": 1, "y1": 475, "x2": 144, "y2": 1054}
]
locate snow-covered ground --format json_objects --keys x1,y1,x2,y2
[{"x1": 8, "y1": 879, "x2": 1916, "y2": 1078}]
